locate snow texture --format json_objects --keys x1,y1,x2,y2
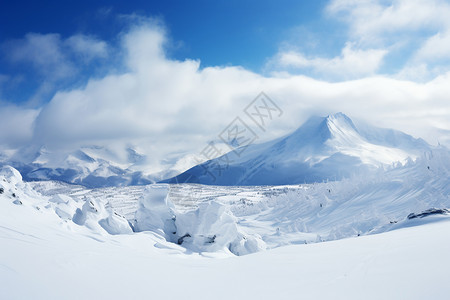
[{"x1": 1, "y1": 138, "x2": 450, "y2": 299}]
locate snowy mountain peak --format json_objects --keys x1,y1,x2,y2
[
  {"x1": 288, "y1": 112, "x2": 359, "y2": 146},
  {"x1": 325, "y1": 112, "x2": 358, "y2": 134},
  {"x1": 167, "y1": 113, "x2": 433, "y2": 185},
  {"x1": 324, "y1": 113, "x2": 366, "y2": 148}
]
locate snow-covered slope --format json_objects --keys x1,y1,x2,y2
[
  {"x1": 0, "y1": 145, "x2": 156, "y2": 187},
  {"x1": 2, "y1": 214, "x2": 450, "y2": 300},
  {"x1": 26, "y1": 147, "x2": 449, "y2": 253},
  {"x1": 1, "y1": 154, "x2": 450, "y2": 299},
  {"x1": 167, "y1": 113, "x2": 431, "y2": 185}
]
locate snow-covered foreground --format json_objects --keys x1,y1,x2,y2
[
  {"x1": 1, "y1": 149, "x2": 450, "y2": 299},
  {"x1": 28, "y1": 148, "x2": 450, "y2": 253},
  {"x1": 1, "y1": 202, "x2": 450, "y2": 299}
]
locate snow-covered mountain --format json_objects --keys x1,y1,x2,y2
[
  {"x1": 0, "y1": 112, "x2": 432, "y2": 187},
  {"x1": 0, "y1": 145, "x2": 155, "y2": 187},
  {"x1": 167, "y1": 113, "x2": 431, "y2": 185}
]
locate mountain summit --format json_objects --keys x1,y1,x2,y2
[{"x1": 166, "y1": 113, "x2": 431, "y2": 185}]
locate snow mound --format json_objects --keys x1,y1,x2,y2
[
  {"x1": 73, "y1": 196, "x2": 132, "y2": 235},
  {"x1": 0, "y1": 165, "x2": 132, "y2": 235},
  {"x1": 176, "y1": 201, "x2": 265, "y2": 255},
  {"x1": 0, "y1": 165, "x2": 23, "y2": 185},
  {"x1": 134, "y1": 184, "x2": 177, "y2": 238},
  {"x1": 50, "y1": 194, "x2": 78, "y2": 220},
  {"x1": 134, "y1": 184, "x2": 265, "y2": 255},
  {"x1": 0, "y1": 165, "x2": 41, "y2": 206}
]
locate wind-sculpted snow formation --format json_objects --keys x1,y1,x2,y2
[
  {"x1": 0, "y1": 165, "x2": 133, "y2": 236},
  {"x1": 134, "y1": 184, "x2": 264, "y2": 255},
  {"x1": 3, "y1": 147, "x2": 449, "y2": 257}
]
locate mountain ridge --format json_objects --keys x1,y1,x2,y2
[
  {"x1": 165, "y1": 113, "x2": 432, "y2": 185},
  {"x1": 0, "y1": 112, "x2": 432, "y2": 187}
]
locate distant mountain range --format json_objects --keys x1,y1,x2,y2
[
  {"x1": 165, "y1": 113, "x2": 432, "y2": 185},
  {"x1": 0, "y1": 113, "x2": 433, "y2": 187},
  {"x1": 0, "y1": 145, "x2": 154, "y2": 187}
]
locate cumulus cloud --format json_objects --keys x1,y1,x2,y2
[
  {"x1": 268, "y1": 0, "x2": 450, "y2": 80},
  {"x1": 326, "y1": 0, "x2": 450, "y2": 42},
  {"x1": 30, "y1": 21, "x2": 450, "y2": 150},
  {"x1": 2, "y1": 15, "x2": 450, "y2": 173},
  {"x1": 324, "y1": 0, "x2": 450, "y2": 79},
  {"x1": 397, "y1": 30, "x2": 450, "y2": 79},
  {"x1": 31, "y1": 21, "x2": 264, "y2": 170},
  {"x1": 269, "y1": 43, "x2": 387, "y2": 79},
  {"x1": 413, "y1": 30, "x2": 450, "y2": 62}
]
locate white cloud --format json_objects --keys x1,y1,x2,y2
[
  {"x1": 30, "y1": 22, "x2": 450, "y2": 151},
  {"x1": 65, "y1": 34, "x2": 108, "y2": 62},
  {"x1": 413, "y1": 30, "x2": 450, "y2": 62},
  {"x1": 325, "y1": 0, "x2": 450, "y2": 79},
  {"x1": 326, "y1": 0, "x2": 450, "y2": 42},
  {"x1": 32, "y1": 22, "x2": 264, "y2": 164},
  {"x1": 4, "y1": 32, "x2": 108, "y2": 80},
  {"x1": 3, "y1": 18, "x2": 450, "y2": 173},
  {"x1": 271, "y1": 43, "x2": 387, "y2": 79},
  {"x1": 2, "y1": 32, "x2": 109, "y2": 105},
  {"x1": 0, "y1": 103, "x2": 40, "y2": 147},
  {"x1": 6, "y1": 33, "x2": 75, "y2": 80}
]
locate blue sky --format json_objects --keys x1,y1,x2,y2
[
  {"x1": 1, "y1": 0, "x2": 450, "y2": 164},
  {"x1": 2, "y1": 0, "x2": 450, "y2": 105},
  {"x1": 0, "y1": 1, "x2": 328, "y2": 68},
  {"x1": 0, "y1": 0, "x2": 333, "y2": 104}
]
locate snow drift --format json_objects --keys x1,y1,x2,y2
[
  {"x1": 2, "y1": 144, "x2": 450, "y2": 256},
  {"x1": 134, "y1": 184, "x2": 265, "y2": 255},
  {"x1": 0, "y1": 165, "x2": 132, "y2": 236}
]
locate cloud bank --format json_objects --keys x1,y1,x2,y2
[
  {"x1": 1, "y1": 4, "x2": 450, "y2": 173},
  {"x1": 270, "y1": 0, "x2": 450, "y2": 81}
]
